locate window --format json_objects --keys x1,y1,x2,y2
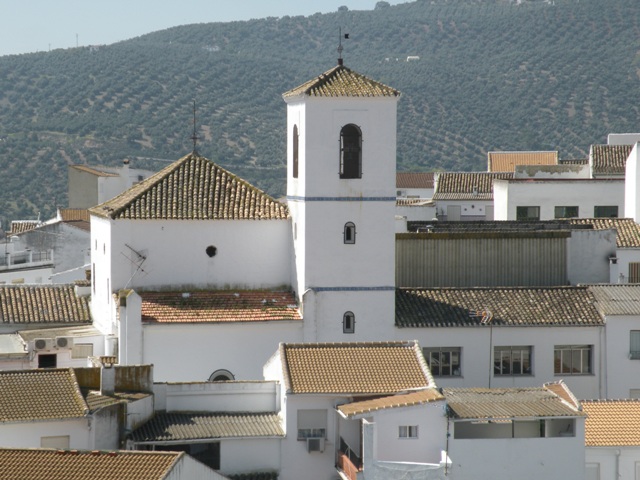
[
  {"x1": 344, "y1": 222, "x2": 356, "y2": 244},
  {"x1": 554, "y1": 345, "x2": 592, "y2": 374},
  {"x1": 38, "y1": 353, "x2": 57, "y2": 369},
  {"x1": 72, "y1": 343, "x2": 94, "y2": 359},
  {"x1": 343, "y1": 311, "x2": 355, "y2": 333},
  {"x1": 629, "y1": 263, "x2": 640, "y2": 283},
  {"x1": 292, "y1": 124, "x2": 299, "y2": 178},
  {"x1": 554, "y1": 206, "x2": 579, "y2": 218},
  {"x1": 298, "y1": 409, "x2": 327, "y2": 440},
  {"x1": 594, "y1": 205, "x2": 618, "y2": 218},
  {"x1": 399, "y1": 425, "x2": 418, "y2": 438},
  {"x1": 494, "y1": 346, "x2": 532, "y2": 375},
  {"x1": 516, "y1": 206, "x2": 540, "y2": 221},
  {"x1": 631, "y1": 331, "x2": 640, "y2": 359},
  {"x1": 423, "y1": 347, "x2": 461, "y2": 376},
  {"x1": 339, "y1": 124, "x2": 362, "y2": 179},
  {"x1": 208, "y1": 369, "x2": 235, "y2": 381}
]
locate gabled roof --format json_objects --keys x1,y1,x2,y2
[
  {"x1": 9, "y1": 220, "x2": 41, "y2": 235},
  {"x1": 131, "y1": 412, "x2": 284, "y2": 443},
  {"x1": 283, "y1": 64, "x2": 400, "y2": 98},
  {"x1": 432, "y1": 172, "x2": 513, "y2": 200},
  {"x1": 89, "y1": 153, "x2": 289, "y2": 221},
  {"x1": 140, "y1": 290, "x2": 301, "y2": 324},
  {"x1": 588, "y1": 284, "x2": 640, "y2": 316},
  {"x1": 395, "y1": 286, "x2": 603, "y2": 328},
  {"x1": 279, "y1": 341, "x2": 433, "y2": 395},
  {"x1": 58, "y1": 209, "x2": 91, "y2": 232},
  {"x1": 337, "y1": 388, "x2": 444, "y2": 418},
  {"x1": 444, "y1": 383, "x2": 584, "y2": 420},
  {"x1": 0, "y1": 448, "x2": 202, "y2": 480},
  {"x1": 568, "y1": 218, "x2": 640, "y2": 248},
  {"x1": 0, "y1": 369, "x2": 88, "y2": 422},
  {"x1": 0, "y1": 285, "x2": 92, "y2": 325},
  {"x1": 396, "y1": 172, "x2": 434, "y2": 189},
  {"x1": 590, "y1": 144, "x2": 633, "y2": 175},
  {"x1": 583, "y1": 399, "x2": 640, "y2": 446},
  {"x1": 487, "y1": 151, "x2": 558, "y2": 172}
]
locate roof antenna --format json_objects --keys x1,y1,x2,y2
[
  {"x1": 190, "y1": 100, "x2": 200, "y2": 154},
  {"x1": 337, "y1": 27, "x2": 349, "y2": 66}
]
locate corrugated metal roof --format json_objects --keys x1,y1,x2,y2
[
  {"x1": 444, "y1": 384, "x2": 584, "y2": 419},
  {"x1": 131, "y1": 412, "x2": 284, "y2": 443},
  {"x1": 588, "y1": 284, "x2": 640, "y2": 316}
]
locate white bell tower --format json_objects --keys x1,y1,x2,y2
[{"x1": 283, "y1": 61, "x2": 401, "y2": 341}]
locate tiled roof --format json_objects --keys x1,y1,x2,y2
[
  {"x1": 84, "y1": 391, "x2": 152, "y2": 412},
  {"x1": 280, "y1": 341, "x2": 433, "y2": 395},
  {"x1": 396, "y1": 198, "x2": 434, "y2": 207},
  {"x1": 559, "y1": 158, "x2": 588, "y2": 165},
  {"x1": 89, "y1": 153, "x2": 289, "y2": 221},
  {"x1": 591, "y1": 144, "x2": 633, "y2": 175},
  {"x1": 0, "y1": 369, "x2": 88, "y2": 422},
  {"x1": 588, "y1": 284, "x2": 640, "y2": 316},
  {"x1": 395, "y1": 286, "x2": 603, "y2": 328},
  {"x1": 338, "y1": 388, "x2": 444, "y2": 418},
  {"x1": 432, "y1": 172, "x2": 513, "y2": 200},
  {"x1": 0, "y1": 285, "x2": 92, "y2": 325},
  {"x1": 397, "y1": 172, "x2": 434, "y2": 189},
  {"x1": 583, "y1": 399, "x2": 640, "y2": 446},
  {"x1": 283, "y1": 64, "x2": 400, "y2": 98},
  {"x1": 444, "y1": 384, "x2": 584, "y2": 420},
  {"x1": 568, "y1": 218, "x2": 640, "y2": 248},
  {"x1": 9, "y1": 220, "x2": 41, "y2": 235},
  {"x1": 59, "y1": 209, "x2": 90, "y2": 222},
  {"x1": 487, "y1": 151, "x2": 558, "y2": 172},
  {"x1": 69, "y1": 164, "x2": 119, "y2": 177},
  {"x1": 140, "y1": 291, "x2": 301, "y2": 324},
  {"x1": 0, "y1": 448, "x2": 193, "y2": 480},
  {"x1": 131, "y1": 412, "x2": 284, "y2": 443}
]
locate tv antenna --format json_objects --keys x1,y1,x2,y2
[
  {"x1": 190, "y1": 100, "x2": 200, "y2": 154},
  {"x1": 337, "y1": 27, "x2": 349, "y2": 65},
  {"x1": 121, "y1": 243, "x2": 147, "y2": 288}
]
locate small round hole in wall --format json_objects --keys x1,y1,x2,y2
[{"x1": 206, "y1": 246, "x2": 217, "y2": 257}]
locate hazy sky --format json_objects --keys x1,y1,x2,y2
[{"x1": 1, "y1": 0, "x2": 406, "y2": 57}]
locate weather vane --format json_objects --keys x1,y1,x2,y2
[
  {"x1": 190, "y1": 100, "x2": 200, "y2": 154},
  {"x1": 338, "y1": 27, "x2": 349, "y2": 65}
]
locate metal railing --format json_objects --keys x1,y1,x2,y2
[{"x1": 338, "y1": 437, "x2": 362, "y2": 480}]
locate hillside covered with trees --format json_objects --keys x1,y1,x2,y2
[{"x1": 0, "y1": 0, "x2": 639, "y2": 222}]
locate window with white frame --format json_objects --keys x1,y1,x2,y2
[
  {"x1": 423, "y1": 347, "x2": 461, "y2": 376},
  {"x1": 297, "y1": 409, "x2": 327, "y2": 440},
  {"x1": 631, "y1": 331, "x2": 640, "y2": 359},
  {"x1": 399, "y1": 425, "x2": 418, "y2": 438},
  {"x1": 71, "y1": 343, "x2": 94, "y2": 359},
  {"x1": 554, "y1": 345, "x2": 592, "y2": 374},
  {"x1": 494, "y1": 346, "x2": 532, "y2": 375}
]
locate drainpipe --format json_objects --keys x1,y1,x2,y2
[{"x1": 616, "y1": 449, "x2": 621, "y2": 480}]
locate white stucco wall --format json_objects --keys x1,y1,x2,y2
[
  {"x1": 567, "y1": 229, "x2": 617, "y2": 285},
  {"x1": 586, "y1": 447, "x2": 640, "y2": 480},
  {"x1": 220, "y1": 438, "x2": 281, "y2": 475},
  {"x1": 604, "y1": 314, "x2": 640, "y2": 398},
  {"x1": 0, "y1": 418, "x2": 89, "y2": 449}
]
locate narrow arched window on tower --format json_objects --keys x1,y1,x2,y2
[
  {"x1": 343, "y1": 311, "x2": 355, "y2": 334},
  {"x1": 293, "y1": 124, "x2": 299, "y2": 178},
  {"x1": 339, "y1": 124, "x2": 362, "y2": 179},
  {"x1": 344, "y1": 222, "x2": 356, "y2": 244}
]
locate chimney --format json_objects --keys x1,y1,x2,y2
[{"x1": 99, "y1": 356, "x2": 117, "y2": 395}]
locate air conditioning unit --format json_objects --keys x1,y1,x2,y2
[
  {"x1": 307, "y1": 437, "x2": 325, "y2": 453},
  {"x1": 34, "y1": 338, "x2": 53, "y2": 351},
  {"x1": 55, "y1": 337, "x2": 74, "y2": 349}
]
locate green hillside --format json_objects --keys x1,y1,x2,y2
[{"x1": 1, "y1": 0, "x2": 639, "y2": 222}]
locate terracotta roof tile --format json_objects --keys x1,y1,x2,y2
[
  {"x1": 9, "y1": 220, "x2": 41, "y2": 235},
  {"x1": 84, "y1": 391, "x2": 151, "y2": 412},
  {"x1": 59, "y1": 209, "x2": 90, "y2": 222},
  {"x1": 0, "y1": 285, "x2": 92, "y2": 325},
  {"x1": 131, "y1": 412, "x2": 284, "y2": 443},
  {"x1": 433, "y1": 172, "x2": 513, "y2": 200},
  {"x1": 487, "y1": 151, "x2": 558, "y2": 172},
  {"x1": 583, "y1": 399, "x2": 640, "y2": 446},
  {"x1": 280, "y1": 341, "x2": 433, "y2": 394},
  {"x1": 89, "y1": 153, "x2": 289, "y2": 221},
  {"x1": 568, "y1": 217, "x2": 640, "y2": 248},
  {"x1": 283, "y1": 64, "x2": 400, "y2": 98},
  {"x1": 444, "y1": 385, "x2": 584, "y2": 419},
  {"x1": 590, "y1": 144, "x2": 633, "y2": 175},
  {"x1": 338, "y1": 388, "x2": 444, "y2": 418},
  {"x1": 396, "y1": 172, "x2": 434, "y2": 189},
  {"x1": 140, "y1": 290, "x2": 301, "y2": 324},
  {"x1": 0, "y1": 448, "x2": 189, "y2": 480},
  {"x1": 69, "y1": 164, "x2": 119, "y2": 177},
  {"x1": 0, "y1": 369, "x2": 88, "y2": 422},
  {"x1": 395, "y1": 286, "x2": 603, "y2": 328}
]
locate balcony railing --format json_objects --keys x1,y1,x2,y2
[
  {"x1": 0, "y1": 250, "x2": 53, "y2": 270},
  {"x1": 338, "y1": 437, "x2": 362, "y2": 480}
]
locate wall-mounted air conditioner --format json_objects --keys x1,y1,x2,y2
[
  {"x1": 307, "y1": 437, "x2": 325, "y2": 453},
  {"x1": 55, "y1": 337, "x2": 74, "y2": 349},
  {"x1": 34, "y1": 338, "x2": 53, "y2": 351}
]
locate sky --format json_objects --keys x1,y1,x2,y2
[{"x1": 0, "y1": 0, "x2": 406, "y2": 57}]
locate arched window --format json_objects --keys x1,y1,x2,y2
[
  {"x1": 208, "y1": 369, "x2": 235, "y2": 382},
  {"x1": 343, "y1": 312, "x2": 355, "y2": 334},
  {"x1": 293, "y1": 124, "x2": 299, "y2": 178},
  {"x1": 340, "y1": 124, "x2": 362, "y2": 179},
  {"x1": 344, "y1": 222, "x2": 356, "y2": 244}
]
